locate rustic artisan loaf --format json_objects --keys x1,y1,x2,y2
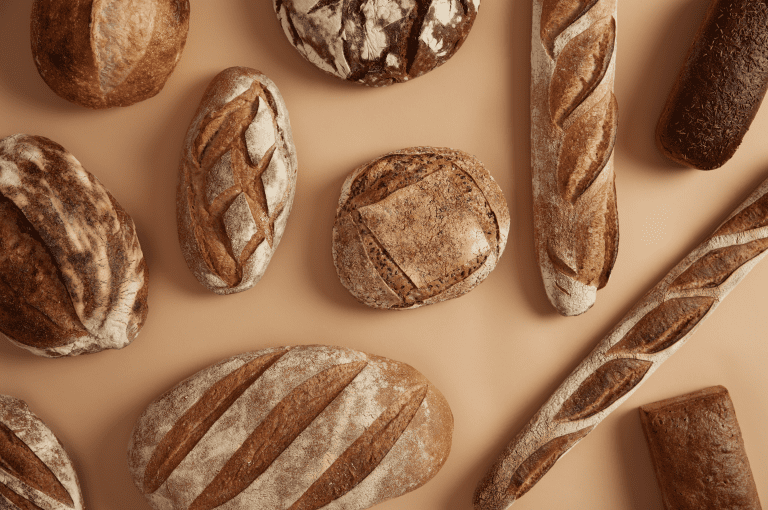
[
  {"x1": 31, "y1": 0, "x2": 190, "y2": 109},
  {"x1": 0, "y1": 134, "x2": 148, "y2": 357},
  {"x1": 332, "y1": 147, "x2": 509, "y2": 309},
  {"x1": 656, "y1": 0, "x2": 768, "y2": 170},
  {"x1": 474, "y1": 175, "x2": 768, "y2": 509},
  {"x1": 532, "y1": 0, "x2": 619, "y2": 316},
  {"x1": 0, "y1": 394, "x2": 85, "y2": 510},
  {"x1": 640, "y1": 386, "x2": 762, "y2": 510},
  {"x1": 176, "y1": 67, "x2": 297, "y2": 294},
  {"x1": 128, "y1": 344, "x2": 453, "y2": 510},
  {"x1": 274, "y1": 0, "x2": 479, "y2": 86}
]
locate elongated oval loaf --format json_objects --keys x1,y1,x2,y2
[
  {"x1": 332, "y1": 147, "x2": 510, "y2": 309},
  {"x1": 31, "y1": 0, "x2": 190, "y2": 109},
  {"x1": 128, "y1": 345, "x2": 453, "y2": 510},
  {"x1": 0, "y1": 134, "x2": 149, "y2": 357},
  {"x1": 0, "y1": 394, "x2": 85, "y2": 510},
  {"x1": 177, "y1": 67, "x2": 298, "y2": 294}
]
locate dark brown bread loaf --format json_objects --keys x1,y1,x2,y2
[
  {"x1": 474, "y1": 176, "x2": 768, "y2": 509},
  {"x1": 31, "y1": 0, "x2": 190, "y2": 109},
  {"x1": 532, "y1": 0, "x2": 619, "y2": 316},
  {"x1": 656, "y1": 0, "x2": 768, "y2": 170},
  {"x1": 0, "y1": 394, "x2": 85, "y2": 510},
  {"x1": 274, "y1": 0, "x2": 479, "y2": 86},
  {"x1": 177, "y1": 67, "x2": 297, "y2": 294},
  {"x1": 640, "y1": 386, "x2": 762, "y2": 510},
  {"x1": 332, "y1": 147, "x2": 509, "y2": 309},
  {"x1": 128, "y1": 345, "x2": 453, "y2": 510},
  {"x1": 0, "y1": 134, "x2": 148, "y2": 357}
]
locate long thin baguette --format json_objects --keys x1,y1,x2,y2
[
  {"x1": 532, "y1": 0, "x2": 619, "y2": 316},
  {"x1": 474, "y1": 176, "x2": 768, "y2": 509}
]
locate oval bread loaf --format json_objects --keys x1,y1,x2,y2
[
  {"x1": 128, "y1": 345, "x2": 453, "y2": 510},
  {"x1": 0, "y1": 394, "x2": 85, "y2": 510},
  {"x1": 176, "y1": 67, "x2": 298, "y2": 294},
  {"x1": 0, "y1": 134, "x2": 149, "y2": 357},
  {"x1": 274, "y1": 0, "x2": 480, "y2": 87},
  {"x1": 31, "y1": 0, "x2": 190, "y2": 109},
  {"x1": 332, "y1": 147, "x2": 509, "y2": 309}
]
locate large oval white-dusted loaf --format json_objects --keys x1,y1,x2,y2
[
  {"x1": 0, "y1": 394, "x2": 85, "y2": 510},
  {"x1": 176, "y1": 67, "x2": 298, "y2": 295},
  {"x1": 128, "y1": 345, "x2": 453, "y2": 510},
  {"x1": 0, "y1": 134, "x2": 149, "y2": 357}
]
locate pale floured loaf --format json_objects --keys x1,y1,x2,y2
[
  {"x1": 274, "y1": 0, "x2": 480, "y2": 86},
  {"x1": 0, "y1": 394, "x2": 85, "y2": 510},
  {"x1": 127, "y1": 344, "x2": 453, "y2": 510},
  {"x1": 0, "y1": 134, "x2": 149, "y2": 357},
  {"x1": 531, "y1": 0, "x2": 619, "y2": 316},
  {"x1": 176, "y1": 67, "x2": 298, "y2": 295},
  {"x1": 31, "y1": 0, "x2": 190, "y2": 109}
]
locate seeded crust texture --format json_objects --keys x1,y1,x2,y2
[
  {"x1": 639, "y1": 386, "x2": 762, "y2": 510},
  {"x1": 0, "y1": 394, "x2": 85, "y2": 510},
  {"x1": 127, "y1": 344, "x2": 453, "y2": 510},
  {"x1": 474, "y1": 175, "x2": 768, "y2": 510},
  {"x1": 332, "y1": 147, "x2": 509, "y2": 310},
  {"x1": 0, "y1": 134, "x2": 148, "y2": 357},
  {"x1": 176, "y1": 67, "x2": 298, "y2": 295},
  {"x1": 274, "y1": 0, "x2": 480, "y2": 86},
  {"x1": 31, "y1": 0, "x2": 190, "y2": 109}
]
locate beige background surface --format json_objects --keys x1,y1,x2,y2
[{"x1": 1, "y1": 0, "x2": 767, "y2": 508}]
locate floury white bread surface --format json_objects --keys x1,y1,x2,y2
[
  {"x1": 31, "y1": 0, "x2": 189, "y2": 109},
  {"x1": 273, "y1": 0, "x2": 480, "y2": 86},
  {"x1": 0, "y1": 134, "x2": 149, "y2": 357},
  {"x1": 176, "y1": 67, "x2": 298, "y2": 295},
  {"x1": 0, "y1": 395, "x2": 85, "y2": 510},
  {"x1": 127, "y1": 345, "x2": 454, "y2": 510}
]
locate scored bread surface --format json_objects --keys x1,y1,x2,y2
[
  {"x1": 128, "y1": 345, "x2": 453, "y2": 510},
  {"x1": 532, "y1": 0, "x2": 619, "y2": 316}
]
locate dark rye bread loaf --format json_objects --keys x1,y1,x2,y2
[
  {"x1": 274, "y1": 0, "x2": 479, "y2": 86},
  {"x1": 656, "y1": 0, "x2": 768, "y2": 170},
  {"x1": 177, "y1": 67, "x2": 297, "y2": 294},
  {"x1": 640, "y1": 386, "x2": 762, "y2": 510},
  {"x1": 0, "y1": 134, "x2": 148, "y2": 357},
  {"x1": 332, "y1": 147, "x2": 509, "y2": 309},
  {"x1": 31, "y1": 0, "x2": 190, "y2": 109},
  {"x1": 0, "y1": 394, "x2": 85, "y2": 510},
  {"x1": 128, "y1": 345, "x2": 453, "y2": 510}
]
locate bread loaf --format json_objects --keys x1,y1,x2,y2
[
  {"x1": 176, "y1": 67, "x2": 297, "y2": 294},
  {"x1": 639, "y1": 386, "x2": 762, "y2": 509},
  {"x1": 128, "y1": 345, "x2": 453, "y2": 510},
  {"x1": 0, "y1": 394, "x2": 85, "y2": 510},
  {"x1": 656, "y1": 0, "x2": 768, "y2": 170},
  {"x1": 473, "y1": 175, "x2": 768, "y2": 509},
  {"x1": 532, "y1": 0, "x2": 619, "y2": 316},
  {"x1": 31, "y1": 0, "x2": 190, "y2": 109},
  {"x1": 0, "y1": 134, "x2": 148, "y2": 357},
  {"x1": 332, "y1": 147, "x2": 509, "y2": 309},
  {"x1": 274, "y1": 0, "x2": 479, "y2": 86}
]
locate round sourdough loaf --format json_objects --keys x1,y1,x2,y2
[
  {"x1": 0, "y1": 394, "x2": 85, "y2": 510},
  {"x1": 274, "y1": 0, "x2": 480, "y2": 86},
  {"x1": 31, "y1": 0, "x2": 190, "y2": 109},
  {"x1": 0, "y1": 134, "x2": 149, "y2": 357},
  {"x1": 332, "y1": 147, "x2": 510, "y2": 309},
  {"x1": 127, "y1": 345, "x2": 453, "y2": 510},
  {"x1": 176, "y1": 67, "x2": 298, "y2": 295}
]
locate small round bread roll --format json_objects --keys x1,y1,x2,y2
[
  {"x1": 0, "y1": 134, "x2": 149, "y2": 357},
  {"x1": 274, "y1": 0, "x2": 480, "y2": 86},
  {"x1": 0, "y1": 394, "x2": 85, "y2": 510},
  {"x1": 333, "y1": 147, "x2": 509, "y2": 309},
  {"x1": 31, "y1": 0, "x2": 190, "y2": 109}
]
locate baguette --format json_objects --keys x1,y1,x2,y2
[
  {"x1": 474, "y1": 176, "x2": 768, "y2": 509},
  {"x1": 532, "y1": 0, "x2": 619, "y2": 316}
]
